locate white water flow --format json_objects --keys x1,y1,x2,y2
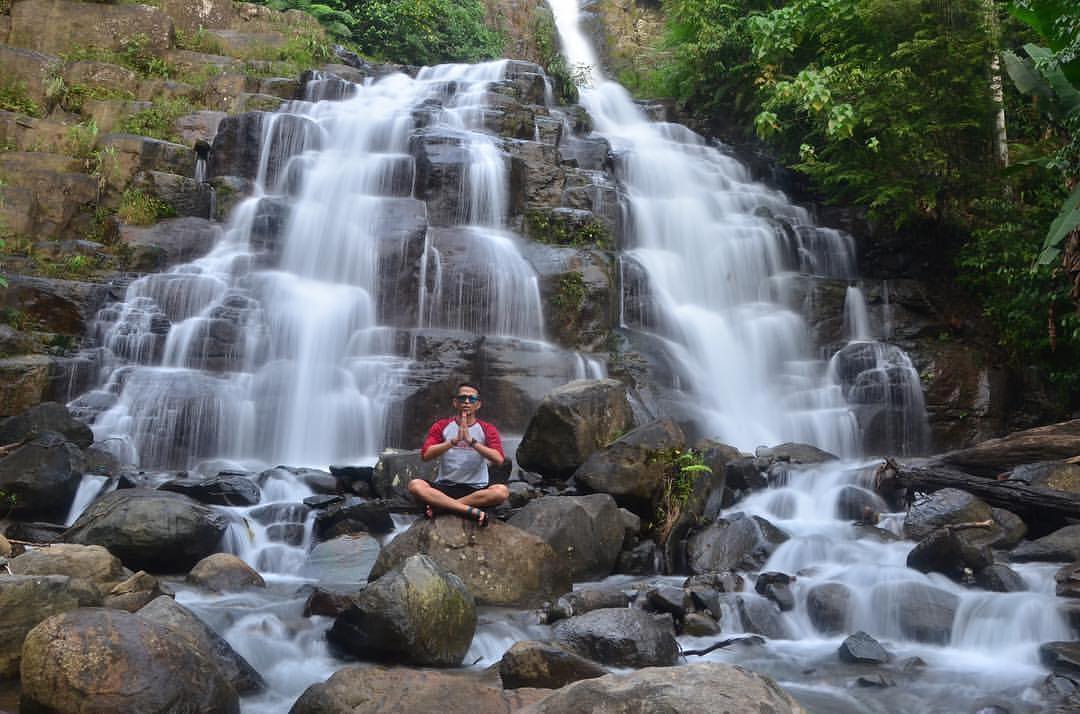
[
  {"x1": 547, "y1": 0, "x2": 935, "y2": 456},
  {"x1": 74, "y1": 62, "x2": 576, "y2": 471},
  {"x1": 543, "y1": 2, "x2": 1064, "y2": 711}
]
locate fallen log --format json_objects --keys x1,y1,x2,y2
[
  {"x1": 876, "y1": 459, "x2": 1080, "y2": 534},
  {"x1": 681, "y1": 635, "x2": 765, "y2": 657}
]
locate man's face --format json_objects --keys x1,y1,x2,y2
[{"x1": 453, "y1": 386, "x2": 481, "y2": 415}]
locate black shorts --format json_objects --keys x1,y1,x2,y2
[{"x1": 431, "y1": 481, "x2": 488, "y2": 500}]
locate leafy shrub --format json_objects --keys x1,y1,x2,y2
[
  {"x1": 351, "y1": 0, "x2": 502, "y2": 66},
  {"x1": 118, "y1": 98, "x2": 193, "y2": 142},
  {"x1": 117, "y1": 187, "x2": 175, "y2": 225}
]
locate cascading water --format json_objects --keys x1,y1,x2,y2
[
  {"x1": 542, "y1": 1, "x2": 1066, "y2": 711},
  {"x1": 73, "y1": 61, "x2": 579, "y2": 472},
  {"x1": 548, "y1": 0, "x2": 928, "y2": 458}
]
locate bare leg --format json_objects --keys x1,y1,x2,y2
[
  {"x1": 458, "y1": 484, "x2": 509, "y2": 508},
  {"x1": 407, "y1": 479, "x2": 475, "y2": 517}
]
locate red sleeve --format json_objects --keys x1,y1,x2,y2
[
  {"x1": 422, "y1": 418, "x2": 453, "y2": 457},
  {"x1": 479, "y1": 420, "x2": 504, "y2": 459}
]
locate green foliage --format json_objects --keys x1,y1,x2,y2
[
  {"x1": 65, "y1": 120, "x2": 99, "y2": 160},
  {"x1": 175, "y1": 27, "x2": 227, "y2": 56},
  {"x1": 117, "y1": 187, "x2": 174, "y2": 225},
  {"x1": 118, "y1": 98, "x2": 193, "y2": 142},
  {"x1": 350, "y1": 0, "x2": 502, "y2": 66},
  {"x1": 654, "y1": 448, "x2": 712, "y2": 543},
  {"x1": 0, "y1": 81, "x2": 43, "y2": 117},
  {"x1": 526, "y1": 210, "x2": 611, "y2": 248},
  {"x1": 64, "y1": 34, "x2": 172, "y2": 79}
]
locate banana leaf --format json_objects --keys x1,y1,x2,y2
[{"x1": 1036, "y1": 184, "x2": 1080, "y2": 267}]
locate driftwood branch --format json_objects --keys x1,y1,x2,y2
[
  {"x1": 0, "y1": 440, "x2": 26, "y2": 457},
  {"x1": 876, "y1": 460, "x2": 1080, "y2": 528},
  {"x1": 681, "y1": 635, "x2": 765, "y2": 657}
]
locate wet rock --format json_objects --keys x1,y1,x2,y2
[
  {"x1": 187, "y1": 553, "x2": 266, "y2": 592},
  {"x1": 724, "y1": 457, "x2": 768, "y2": 492},
  {"x1": 736, "y1": 594, "x2": 792, "y2": 639},
  {"x1": 890, "y1": 582, "x2": 959, "y2": 644},
  {"x1": 523, "y1": 662, "x2": 804, "y2": 713},
  {"x1": 301, "y1": 534, "x2": 381, "y2": 584},
  {"x1": 301, "y1": 584, "x2": 360, "y2": 618},
  {"x1": 498, "y1": 640, "x2": 608, "y2": 690},
  {"x1": 120, "y1": 217, "x2": 220, "y2": 271},
  {"x1": 328, "y1": 554, "x2": 476, "y2": 667},
  {"x1": 572, "y1": 418, "x2": 685, "y2": 514},
  {"x1": 756, "y1": 442, "x2": 838, "y2": 464},
  {"x1": 516, "y1": 379, "x2": 639, "y2": 480},
  {"x1": 370, "y1": 517, "x2": 570, "y2": 607},
  {"x1": 903, "y1": 488, "x2": 993, "y2": 541},
  {"x1": 0, "y1": 574, "x2": 98, "y2": 678},
  {"x1": 0, "y1": 401, "x2": 93, "y2": 448},
  {"x1": 906, "y1": 528, "x2": 993, "y2": 581},
  {"x1": 644, "y1": 585, "x2": 690, "y2": 619},
  {"x1": 615, "y1": 539, "x2": 657, "y2": 575},
  {"x1": 755, "y1": 572, "x2": 796, "y2": 611},
  {"x1": 507, "y1": 493, "x2": 624, "y2": 580},
  {"x1": 838, "y1": 631, "x2": 890, "y2": 664},
  {"x1": 139, "y1": 595, "x2": 265, "y2": 694},
  {"x1": 19, "y1": 608, "x2": 239, "y2": 713},
  {"x1": 1041, "y1": 642, "x2": 1080, "y2": 675},
  {"x1": 1056, "y1": 562, "x2": 1080, "y2": 598},
  {"x1": 63, "y1": 489, "x2": 228, "y2": 573},
  {"x1": 835, "y1": 485, "x2": 886, "y2": 521},
  {"x1": 371, "y1": 448, "x2": 438, "y2": 500},
  {"x1": 159, "y1": 472, "x2": 261, "y2": 506},
  {"x1": 0, "y1": 431, "x2": 84, "y2": 519},
  {"x1": 686, "y1": 512, "x2": 787, "y2": 574},
  {"x1": 1012, "y1": 524, "x2": 1080, "y2": 563},
  {"x1": 313, "y1": 497, "x2": 394, "y2": 539},
  {"x1": 553, "y1": 608, "x2": 679, "y2": 668},
  {"x1": 104, "y1": 570, "x2": 166, "y2": 612},
  {"x1": 975, "y1": 564, "x2": 1027, "y2": 593},
  {"x1": 806, "y1": 582, "x2": 852, "y2": 635},
  {"x1": 682, "y1": 612, "x2": 722, "y2": 636},
  {"x1": 291, "y1": 666, "x2": 541, "y2": 713},
  {"x1": 546, "y1": 587, "x2": 633, "y2": 624}
]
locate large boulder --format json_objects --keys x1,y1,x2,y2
[
  {"x1": 507, "y1": 494, "x2": 624, "y2": 580},
  {"x1": 572, "y1": 419, "x2": 686, "y2": 513},
  {"x1": 498, "y1": 640, "x2": 608, "y2": 690},
  {"x1": 806, "y1": 582, "x2": 852, "y2": 635},
  {"x1": 906, "y1": 528, "x2": 993, "y2": 581},
  {"x1": 187, "y1": 553, "x2": 266, "y2": 591},
  {"x1": 0, "y1": 575, "x2": 98, "y2": 678},
  {"x1": 552, "y1": 608, "x2": 679, "y2": 668},
  {"x1": 8, "y1": 543, "x2": 127, "y2": 591},
  {"x1": 515, "y1": 379, "x2": 639, "y2": 480},
  {"x1": 0, "y1": 431, "x2": 84, "y2": 520},
  {"x1": 369, "y1": 517, "x2": 570, "y2": 607},
  {"x1": 685, "y1": 513, "x2": 787, "y2": 574},
  {"x1": 371, "y1": 449, "x2": 438, "y2": 500},
  {"x1": 0, "y1": 402, "x2": 93, "y2": 448},
  {"x1": 139, "y1": 595, "x2": 265, "y2": 694},
  {"x1": 290, "y1": 666, "x2": 543, "y2": 714},
  {"x1": 903, "y1": 488, "x2": 993, "y2": 541},
  {"x1": 159, "y1": 472, "x2": 261, "y2": 506},
  {"x1": 1011, "y1": 524, "x2": 1080, "y2": 563},
  {"x1": 312, "y1": 497, "x2": 395, "y2": 539},
  {"x1": 19, "y1": 608, "x2": 239, "y2": 713},
  {"x1": 327, "y1": 554, "x2": 477, "y2": 667},
  {"x1": 522, "y1": 662, "x2": 804, "y2": 714},
  {"x1": 63, "y1": 489, "x2": 228, "y2": 573},
  {"x1": 885, "y1": 581, "x2": 959, "y2": 644}
]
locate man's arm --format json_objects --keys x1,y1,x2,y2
[
  {"x1": 472, "y1": 421, "x2": 505, "y2": 466},
  {"x1": 421, "y1": 419, "x2": 453, "y2": 461}
]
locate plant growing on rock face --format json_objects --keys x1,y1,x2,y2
[
  {"x1": 0, "y1": 80, "x2": 43, "y2": 118},
  {"x1": 119, "y1": 98, "x2": 193, "y2": 143},
  {"x1": 654, "y1": 448, "x2": 712, "y2": 545},
  {"x1": 117, "y1": 187, "x2": 174, "y2": 225}
]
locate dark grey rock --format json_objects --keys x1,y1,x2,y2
[
  {"x1": 553, "y1": 608, "x2": 679, "y2": 668},
  {"x1": 838, "y1": 631, "x2": 890, "y2": 664}
]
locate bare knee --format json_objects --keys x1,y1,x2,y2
[
  {"x1": 407, "y1": 478, "x2": 429, "y2": 497},
  {"x1": 488, "y1": 483, "x2": 509, "y2": 505}
]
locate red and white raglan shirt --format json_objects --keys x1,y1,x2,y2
[{"x1": 421, "y1": 418, "x2": 504, "y2": 487}]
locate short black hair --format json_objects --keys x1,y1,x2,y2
[{"x1": 455, "y1": 382, "x2": 480, "y2": 396}]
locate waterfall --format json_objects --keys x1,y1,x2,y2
[
  {"x1": 547, "y1": 0, "x2": 926, "y2": 457},
  {"x1": 71, "y1": 61, "x2": 591, "y2": 471}
]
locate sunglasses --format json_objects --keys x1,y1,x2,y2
[{"x1": 453, "y1": 394, "x2": 479, "y2": 403}]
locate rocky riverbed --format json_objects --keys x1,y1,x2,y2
[{"x1": 2, "y1": 397, "x2": 1080, "y2": 712}]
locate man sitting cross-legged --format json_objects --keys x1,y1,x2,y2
[{"x1": 408, "y1": 383, "x2": 508, "y2": 526}]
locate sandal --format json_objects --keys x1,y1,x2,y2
[
  {"x1": 424, "y1": 505, "x2": 435, "y2": 519},
  {"x1": 465, "y1": 506, "x2": 488, "y2": 527}
]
